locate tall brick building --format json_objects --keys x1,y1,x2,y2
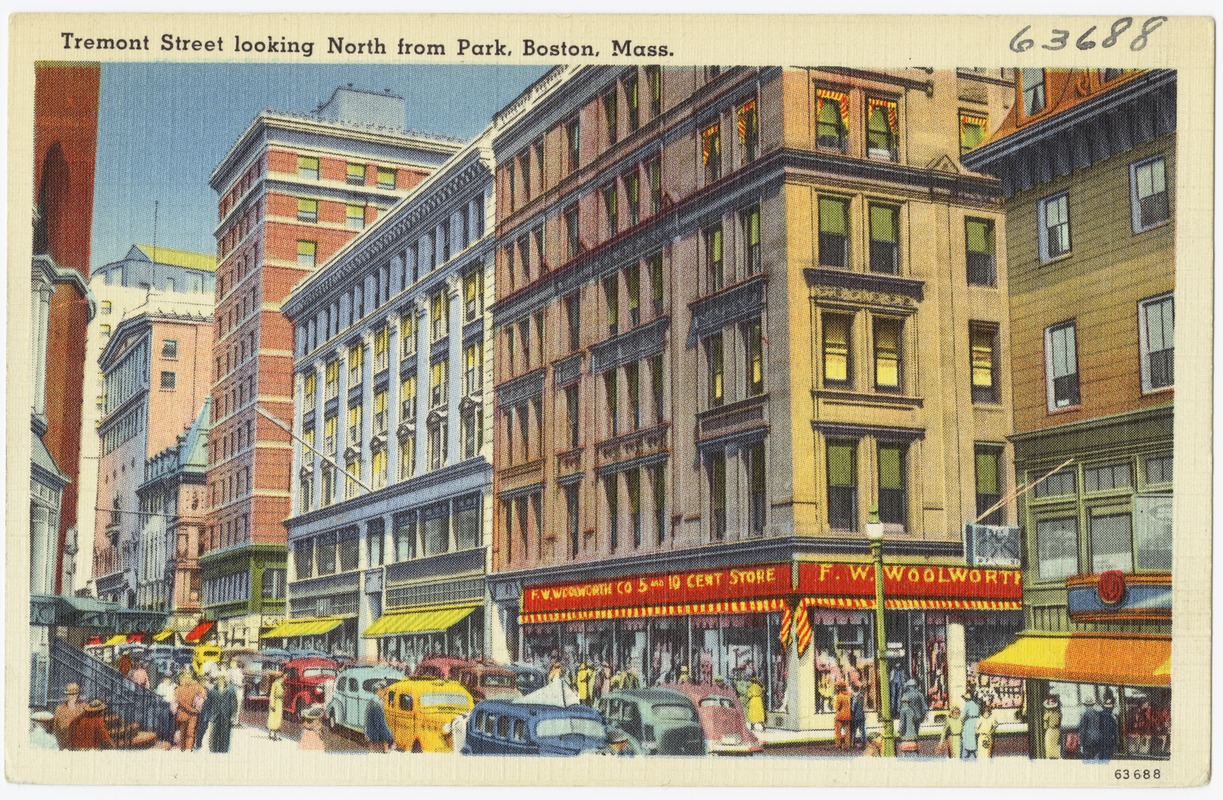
[{"x1": 202, "y1": 87, "x2": 461, "y2": 647}]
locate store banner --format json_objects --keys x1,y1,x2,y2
[
  {"x1": 798, "y1": 562, "x2": 1022, "y2": 602},
  {"x1": 522, "y1": 563, "x2": 791, "y2": 614}
]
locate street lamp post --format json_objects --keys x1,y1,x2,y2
[{"x1": 866, "y1": 505, "x2": 896, "y2": 757}]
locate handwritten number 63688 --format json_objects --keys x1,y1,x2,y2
[{"x1": 1010, "y1": 17, "x2": 1168, "y2": 53}]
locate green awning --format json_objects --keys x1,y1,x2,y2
[
  {"x1": 262, "y1": 617, "x2": 344, "y2": 639},
  {"x1": 363, "y1": 605, "x2": 478, "y2": 638}
]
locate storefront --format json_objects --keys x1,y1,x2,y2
[{"x1": 365, "y1": 603, "x2": 485, "y2": 667}]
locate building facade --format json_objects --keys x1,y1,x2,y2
[
  {"x1": 78, "y1": 244, "x2": 216, "y2": 594},
  {"x1": 487, "y1": 66, "x2": 1022, "y2": 730},
  {"x1": 203, "y1": 87, "x2": 462, "y2": 649},
  {"x1": 93, "y1": 311, "x2": 213, "y2": 610},
  {"x1": 280, "y1": 130, "x2": 497, "y2": 662},
  {"x1": 966, "y1": 69, "x2": 1175, "y2": 759}
]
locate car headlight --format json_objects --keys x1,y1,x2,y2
[{"x1": 720, "y1": 733, "x2": 743, "y2": 745}]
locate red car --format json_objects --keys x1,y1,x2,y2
[
  {"x1": 281, "y1": 656, "x2": 340, "y2": 717},
  {"x1": 413, "y1": 656, "x2": 520, "y2": 702},
  {"x1": 659, "y1": 682, "x2": 762, "y2": 755}
]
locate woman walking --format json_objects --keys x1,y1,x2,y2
[
  {"x1": 978, "y1": 704, "x2": 999, "y2": 759},
  {"x1": 938, "y1": 706, "x2": 963, "y2": 759},
  {"x1": 266, "y1": 670, "x2": 285, "y2": 741},
  {"x1": 896, "y1": 696, "x2": 921, "y2": 756},
  {"x1": 1042, "y1": 694, "x2": 1063, "y2": 759},
  {"x1": 299, "y1": 705, "x2": 326, "y2": 750}
]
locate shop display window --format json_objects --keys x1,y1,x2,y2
[{"x1": 1045, "y1": 681, "x2": 1170, "y2": 760}]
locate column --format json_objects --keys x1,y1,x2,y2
[
  {"x1": 311, "y1": 363, "x2": 324, "y2": 507},
  {"x1": 290, "y1": 371, "x2": 304, "y2": 511},
  {"x1": 386, "y1": 315, "x2": 400, "y2": 482},
  {"x1": 361, "y1": 329, "x2": 375, "y2": 484},
  {"x1": 414, "y1": 298, "x2": 429, "y2": 469},
  {"x1": 446, "y1": 274, "x2": 462, "y2": 465},
  {"x1": 31, "y1": 279, "x2": 53, "y2": 418},
  {"x1": 946, "y1": 617, "x2": 968, "y2": 712},
  {"x1": 791, "y1": 633, "x2": 818, "y2": 730}
]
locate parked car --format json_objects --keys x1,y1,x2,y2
[
  {"x1": 414, "y1": 656, "x2": 521, "y2": 703},
  {"x1": 325, "y1": 664, "x2": 404, "y2": 733},
  {"x1": 463, "y1": 700, "x2": 607, "y2": 756},
  {"x1": 382, "y1": 677, "x2": 473, "y2": 752},
  {"x1": 191, "y1": 644, "x2": 223, "y2": 677},
  {"x1": 506, "y1": 663, "x2": 548, "y2": 695},
  {"x1": 147, "y1": 644, "x2": 192, "y2": 681},
  {"x1": 281, "y1": 656, "x2": 340, "y2": 717},
  {"x1": 597, "y1": 688, "x2": 707, "y2": 756},
  {"x1": 658, "y1": 682, "x2": 761, "y2": 755},
  {"x1": 235, "y1": 652, "x2": 287, "y2": 709}
]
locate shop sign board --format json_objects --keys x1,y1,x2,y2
[
  {"x1": 522, "y1": 563, "x2": 791, "y2": 613},
  {"x1": 963, "y1": 523, "x2": 1022, "y2": 568},
  {"x1": 798, "y1": 562, "x2": 1022, "y2": 602}
]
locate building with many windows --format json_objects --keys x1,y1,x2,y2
[
  {"x1": 280, "y1": 129, "x2": 496, "y2": 661},
  {"x1": 486, "y1": 66, "x2": 1021, "y2": 731},
  {"x1": 203, "y1": 87, "x2": 462, "y2": 648},
  {"x1": 966, "y1": 69, "x2": 1175, "y2": 759}
]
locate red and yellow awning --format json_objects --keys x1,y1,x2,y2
[
  {"x1": 520, "y1": 597, "x2": 786, "y2": 625},
  {"x1": 805, "y1": 597, "x2": 1021, "y2": 611},
  {"x1": 978, "y1": 633, "x2": 1171, "y2": 687}
]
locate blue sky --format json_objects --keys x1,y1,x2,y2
[{"x1": 90, "y1": 63, "x2": 550, "y2": 271}]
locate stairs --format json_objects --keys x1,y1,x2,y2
[{"x1": 47, "y1": 637, "x2": 173, "y2": 745}]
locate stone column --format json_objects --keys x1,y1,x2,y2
[
  {"x1": 415, "y1": 298, "x2": 429, "y2": 469},
  {"x1": 791, "y1": 631, "x2": 818, "y2": 730},
  {"x1": 361, "y1": 329, "x2": 375, "y2": 485},
  {"x1": 946, "y1": 617, "x2": 968, "y2": 710},
  {"x1": 386, "y1": 315, "x2": 401, "y2": 483},
  {"x1": 446, "y1": 274, "x2": 462, "y2": 465}
]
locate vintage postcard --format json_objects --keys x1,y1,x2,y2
[{"x1": 5, "y1": 10, "x2": 1214, "y2": 790}]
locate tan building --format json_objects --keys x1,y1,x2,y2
[{"x1": 488, "y1": 67, "x2": 1020, "y2": 731}]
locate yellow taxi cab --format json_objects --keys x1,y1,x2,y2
[
  {"x1": 383, "y1": 677, "x2": 473, "y2": 752},
  {"x1": 191, "y1": 644, "x2": 223, "y2": 677}
]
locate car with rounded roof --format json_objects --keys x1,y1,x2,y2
[
  {"x1": 325, "y1": 664, "x2": 405, "y2": 733},
  {"x1": 463, "y1": 699, "x2": 608, "y2": 756},
  {"x1": 414, "y1": 656, "x2": 521, "y2": 703},
  {"x1": 658, "y1": 682, "x2": 761, "y2": 754},
  {"x1": 281, "y1": 656, "x2": 340, "y2": 717},
  {"x1": 382, "y1": 676, "x2": 473, "y2": 752},
  {"x1": 596, "y1": 687, "x2": 707, "y2": 756}
]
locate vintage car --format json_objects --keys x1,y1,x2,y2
[
  {"x1": 281, "y1": 656, "x2": 340, "y2": 717},
  {"x1": 597, "y1": 688, "x2": 707, "y2": 756},
  {"x1": 147, "y1": 644, "x2": 193, "y2": 680},
  {"x1": 233, "y1": 652, "x2": 287, "y2": 709},
  {"x1": 657, "y1": 682, "x2": 762, "y2": 755},
  {"x1": 506, "y1": 663, "x2": 548, "y2": 695},
  {"x1": 414, "y1": 656, "x2": 521, "y2": 703},
  {"x1": 382, "y1": 677, "x2": 473, "y2": 752},
  {"x1": 325, "y1": 664, "x2": 405, "y2": 734},
  {"x1": 463, "y1": 700, "x2": 607, "y2": 756},
  {"x1": 191, "y1": 644, "x2": 223, "y2": 677}
]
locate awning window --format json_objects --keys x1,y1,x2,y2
[
  {"x1": 363, "y1": 605, "x2": 478, "y2": 637},
  {"x1": 519, "y1": 598, "x2": 785, "y2": 626},
  {"x1": 977, "y1": 633, "x2": 1170, "y2": 687},
  {"x1": 103, "y1": 634, "x2": 127, "y2": 646},
  {"x1": 185, "y1": 621, "x2": 215, "y2": 642},
  {"x1": 262, "y1": 617, "x2": 343, "y2": 639}
]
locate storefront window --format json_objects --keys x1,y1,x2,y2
[{"x1": 1045, "y1": 681, "x2": 1167, "y2": 760}]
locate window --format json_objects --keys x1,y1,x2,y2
[
  {"x1": 346, "y1": 162, "x2": 365, "y2": 185},
  {"x1": 647, "y1": 157, "x2": 662, "y2": 216},
  {"x1": 519, "y1": 150, "x2": 532, "y2": 201},
  {"x1": 742, "y1": 205, "x2": 761, "y2": 276},
  {"x1": 965, "y1": 218, "x2": 996, "y2": 286},
  {"x1": 1145, "y1": 454, "x2": 1172, "y2": 486},
  {"x1": 1038, "y1": 193, "x2": 1071, "y2": 261},
  {"x1": 746, "y1": 318, "x2": 764, "y2": 396},
  {"x1": 646, "y1": 66, "x2": 662, "y2": 117},
  {"x1": 160, "y1": 371, "x2": 177, "y2": 390},
  {"x1": 877, "y1": 442, "x2": 907, "y2": 526},
  {"x1": 747, "y1": 441, "x2": 766, "y2": 535},
  {"x1": 297, "y1": 240, "x2": 317, "y2": 268},
  {"x1": 868, "y1": 204, "x2": 899, "y2": 274},
  {"x1": 737, "y1": 98, "x2": 759, "y2": 163},
  {"x1": 462, "y1": 403, "x2": 482, "y2": 459},
  {"x1": 347, "y1": 403, "x2": 362, "y2": 446},
  {"x1": 626, "y1": 363, "x2": 640, "y2": 430},
  {"x1": 708, "y1": 450, "x2": 726, "y2": 541},
  {"x1": 826, "y1": 440, "x2": 857, "y2": 530},
  {"x1": 604, "y1": 274, "x2": 619, "y2": 336},
  {"x1": 818, "y1": 197, "x2": 849, "y2": 268},
  {"x1": 401, "y1": 374, "x2": 417, "y2": 422},
  {"x1": 822, "y1": 313, "x2": 852, "y2": 386},
  {"x1": 624, "y1": 170, "x2": 641, "y2": 228},
  {"x1": 430, "y1": 290, "x2": 448, "y2": 341},
  {"x1": 346, "y1": 204, "x2": 365, "y2": 229},
  {"x1": 303, "y1": 372, "x2": 316, "y2": 413},
  {"x1": 566, "y1": 292, "x2": 581, "y2": 352},
  {"x1": 377, "y1": 167, "x2": 396, "y2": 190},
  {"x1": 1131, "y1": 156, "x2": 1170, "y2": 231},
  {"x1": 297, "y1": 155, "x2": 319, "y2": 180},
  {"x1": 506, "y1": 161, "x2": 516, "y2": 211},
  {"x1": 959, "y1": 113, "x2": 988, "y2": 155},
  {"x1": 603, "y1": 88, "x2": 618, "y2": 145},
  {"x1": 1021, "y1": 68, "x2": 1046, "y2": 116},
  {"x1": 604, "y1": 370, "x2": 619, "y2": 437},
  {"x1": 517, "y1": 236, "x2": 531, "y2": 283},
  {"x1": 1036, "y1": 517, "x2": 1078, "y2": 580},
  {"x1": 701, "y1": 122, "x2": 721, "y2": 183},
  {"x1": 866, "y1": 98, "x2": 899, "y2": 161},
  {"x1": 1033, "y1": 467, "x2": 1076, "y2": 499},
  {"x1": 374, "y1": 327, "x2": 390, "y2": 374},
  {"x1": 604, "y1": 183, "x2": 618, "y2": 237},
  {"x1": 649, "y1": 253, "x2": 664, "y2": 315},
  {"x1": 565, "y1": 205, "x2": 580, "y2": 260},
  {"x1": 628, "y1": 470, "x2": 642, "y2": 548},
  {"x1": 430, "y1": 360, "x2": 448, "y2": 408},
  {"x1": 325, "y1": 359, "x2": 339, "y2": 400},
  {"x1": 1139, "y1": 294, "x2": 1174, "y2": 392},
  {"x1": 974, "y1": 446, "x2": 1003, "y2": 525},
  {"x1": 650, "y1": 353, "x2": 664, "y2": 424},
  {"x1": 428, "y1": 418, "x2": 447, "y2": 470},
  {"x1": 606, "y1": 477, "x2": 620, "y2": 551},
  {"x1": 566, "y1": 485, "x2": 580, "y2": 558},
  {"x1": 566, "y1": 117, "x2": 581, "y2": 172},
  {"x1": 162, "y1": 339, "x2": 178, "y2": 359},
  {"x1": 705, "y1": 224, "x2": 724, "y2": 293},
  {"x1": 626, "y1": 264, "x2": 640, "y2": 327},
  {"x1": 622, "y1": 72, "x2": 639, "y2": 131},
  {"x1": 565, "y1": 384, "x2": 580, "y2": 448},
  {"x1": 873, "y1": 317, "x2": 902, "y2": 392},
  {"x1": 348, "y1": 343, "x2": 364, "y2": 386},
  {"x1": 1090, "y1": 513, "x2": 1133, "y2": 573},
  {"x1": 1084, "y1": 462, "x2": 1132, "y2": 493},
  {"x1": 400, "y1": 312, "x2": 416, "y2": 357},
  {"x1": 970, "y1": 323, "x2": 1000, "y2": 403},
  {"x1": 297, "y1": 198, "x2": 318, "y2": 223},
  {"x1": 816, "y1": 89, "x2": 848, "y2": 152},
  {"x1": 1045, "y1": 321, "x2": 1080, "y2": 410},
  {"x1": 706, "y1": 333, "x2": 724, "y2": 407}
]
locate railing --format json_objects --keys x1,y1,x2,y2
[{"x1": 48, "y1": 637, "x2": 173, "y2": 743}]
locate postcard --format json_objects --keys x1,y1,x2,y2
[{"x1": 5, "y1": 10, "x2": 1213, "y2": 790}]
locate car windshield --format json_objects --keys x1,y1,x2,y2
[
  {"x1": 652, "y1": 703, "x2": 698, "y2": 721},
  {"x1": 302, "y1": 668, "x2": 337, "y2": 679},
  {"x1": 421, "y1": 693, "x2": 468, "y2": 708},
  {"x1": 699, "y1": 697, "x2": 736, "y2": 709},
  {"x1": 363, "y1": 679, "x2": 390, "y2": 693},
  {"x1": 535, "y1": 717, "x2": 605, "y2": 739},
  {"x1": 482, "y1": 674, "x2": 517, "y2": 688}
]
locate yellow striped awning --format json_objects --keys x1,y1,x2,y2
[
  {"x1": 262, "y1": 617, "x2": 344, "y2": 639},
  {"x1": 152, "y1": 628, "x2": 176, "y2": 641},
  {"x1": 363, "y1": 605, "x2": 478, "y2": 638},
  {"x1": 806, "y1": 597, "x2": 1022, "y2": 611},
  {"x1": 520, "y1": 597, "x2": 786, "y2": 625},
  {"x1": 103, "y1": 634, "x2": 127, "y2": 646}
]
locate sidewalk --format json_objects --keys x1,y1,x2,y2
[
  {"x1": 155, "y1": 722, "x2": 301, "y2": 755},
  {"x1": 759, "y1": 721, "x2": 1027, "y2": 747}
]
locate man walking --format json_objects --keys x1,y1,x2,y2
[{"x1": 174, "y1": 670, "x2": 206, "y2": 751}]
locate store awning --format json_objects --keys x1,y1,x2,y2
[
  {"x1": 102, "y1": 634, "x2": 127, "y2": 646},
  {"x1": 262, "y1": 617, "x2": 344, "y2": 639},
  {"x1": 152, "y1": 629, "x2": 176, "y2": 641},
  {"x1": 127, "y1": 633, "x2": 146, "y2": 643},
  {"x1": 184, "y1": 621, "x2": 215, "y2": 643},
  {"x1": 519, "y1": 598, "x2": 786, "y2": 625},
  {"x1": 806, "y1": 597, "x2": 1022, "y2": 611},
  {"x1": 364, "y1": 605, "x2": 478, "y2": 637},
  {"x1": 978, "y1": 633, "x2": 1171, "y2": 687}
]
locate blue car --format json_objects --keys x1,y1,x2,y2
[
  {"x1": 463, "y1": 700, "x2": 607, "y2": 756},
  {"x1": 325, "y1": 664, "x2": 404, "y2": 733}
]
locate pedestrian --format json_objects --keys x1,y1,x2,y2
[
  {"x1": 69, "y1": 699, "x2": 115, "y2": 750},
  {"x1": 208, "y1": 670, "x2": 238, "y2": 753},
  {"x1": 1095, "y1": 695, "x2": 1120, "y2": 762},
  {"x1": 599, "y1": 727, "x2": 637, "y2": 757},
  {"x1": 850, "y1": 684, "x2": 867, "y2": 748},
  {"x1": 52, "y1": 683, "x2": 84, "y2": 750},
  {"x1": 863, "y1": 731, "x2": 884, "y2": 757},
  {"x1": 227, "y1": 658, "x2": 245, "y2": 726},
  {"x1": 299, "y1": 704, "x2": 326, "y2": 750},
  {"x1": 444, "y1": 710, "x2": 468, "y2": 756},
  {"x1": 194, "y1": 669, "x2": 216, "y2": 750},
  {"x1": 938, "y1": 706, "x2": 963, "y2": 759},
  {"x1": 116, "y1": 650, "x2": 133, "y2": 677},
  {"x1": 1078, "y1": 696, "x2": 1102, "y2": 761},
  {"x1": 576, "y1": 661, "x2": 594, "y2": 706},
  {"x1": 156, "y1": 674, "x2": 177, "y2": 742},
  {"x1": 128, "y1": 659, "x2": 150, "y2": 690},
  {"x1": 267, "y1": 670, "x2": 286, "y2": 741},
  {"x1": 833, "y1": 680, "x2": 852, "y2": 750},
  {"x1": 978, "y1": 703, "x2": 999, "y2": 759},
  {"x1": 888, "y1": 663, "x2": 906, "y2": 718},
  {"x1": 548, "y1": 659, "x2": 564, "y2": 683},
  {"x1": 173, "y1": 669, "x2": 206, "y2": 751},
  {"x1": 1042, "y1": 694, "x2": 1063, "y2": 759},
  {"x1": 745, "y1": 676, "x2": 766, "y2": 732},
  {"x1": 960, "y1": 690, "x2": 981, "y2": 759},
  {"x1": 594, "y1": 661, "x2": 612, "y2": 702},
  {"x1": 365, "y1": 684, "x2": 395, "y2": 753},
  {"x1": 896, "y1": 696, "x2": 921, "y2": 756},
  {"x1": 30, "y1": 711, "x2": 59, "y2": 750}
]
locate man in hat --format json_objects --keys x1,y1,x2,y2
[
  {"x1": 69, "y1": 699, "x2": 115, "y2": 750},
  {"x1": 1095, "y1": 695, "x2": 1120, "y2": 762},
  {"x1": 174, "y1": 669, "x2": 206, "y2": 751},
  {"x1": 833, "y1": 680, "x2": 852, "y2": 749},
  {"x1": 1078, "y1": 696, "x2": 1102, "y2": 760},
  {"x1": 601, "y1": 727, "x2": 638, "y2": 757},
  {"x1": 1042, "y1": 694, "x2": 1063, "y2": 759},
  {"x1": 593, "y1": 661, "x2": 612, "y2": 703},
  {"x1": 960, "y1": 690, "x2": 981, "y2": 758},
  {"x1": 900, "y1": 678, "x2": 929, "y2": 732},
  {"x1": 30, "y1": 711, "x2": 59, "y2": 749},
  {"x1": 53, "y1": 683, "x2": 84, "y2": 749}
]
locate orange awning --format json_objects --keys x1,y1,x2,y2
[
  {"x1": 184, "y1": 621, "x2": 214, "y2": 643},
  {"x1": 978, "y1": 633, "x2": 1170, "y2": 687},
  {"x1": 520, "y1": 597, "x2": 786, "y2": 625}
]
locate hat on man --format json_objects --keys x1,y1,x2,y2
[
  {"x1": 84, "y1": 699, "x2": 107, "y2": 713},
  {"x1": 1043, "y1": 694, "x2": 1061, "y2": 709},
  {"x1": 301, "y1": 703, "x2": 324, "y2": 720},
  {"x1": 1102, "y1": 696, "x2": 1115, "y2": 709},
  {"x1": 605, "y1": 727, "x2": 630, "y2": 744},
  {"x1": 905, "y1": 678, "x2": 918, "y2": 688},
  {"x1": 31, "y1": 711, "x2": 54, "y2": 724},
  {"x1": 63, "y1": 683, "x2": 81, "y2": 697},
  {"x1": 962, "y1": 690, "x2": 974, "y2": 700},
  {"x1": 1082, "y1": 696, "x2": 1097, "y2": 706}
]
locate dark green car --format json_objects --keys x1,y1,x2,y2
[{"x1": 597, "y1": 688, "x2": 707, "y2": 756}]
